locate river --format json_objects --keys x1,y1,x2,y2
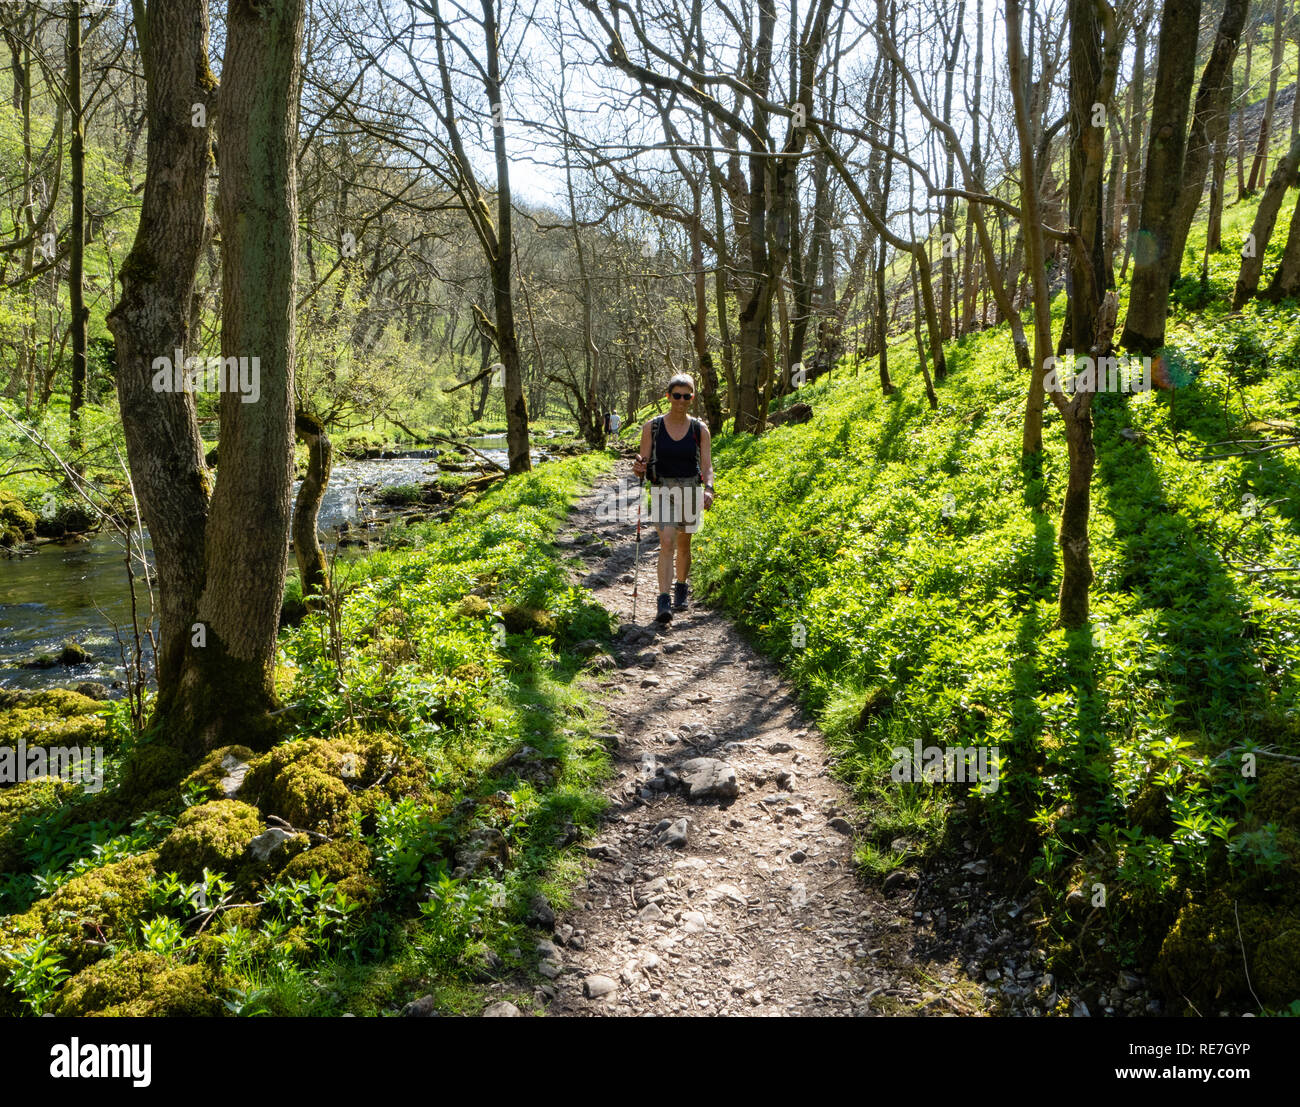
[{"x1": 0, "y1": 436, "x2": 544, "y2": 691}]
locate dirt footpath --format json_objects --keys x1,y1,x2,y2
[{"x1": 541, "y1": 462, "x2": 982, "y2": 1017}]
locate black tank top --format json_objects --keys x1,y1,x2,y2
[{"x1": 654, "y1": 417, "x2": 699, "y2": 479}]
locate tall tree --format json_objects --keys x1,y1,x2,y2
[
  {"x1": 1247, "y1": 0, "x2": 1287, "y2": 190},
  {"x1": 171, "y1": 0, "x2": 307, "y2": 752},
  {"x1": 1119, "y1": 0, "x2": 1203, "y2": 355},
  {"x1": 105, "y1": 0, "x2": 217, "y2": 713},
  {"x1": 1169, "y1": 0, "x2": 1252, "y2": 281}
]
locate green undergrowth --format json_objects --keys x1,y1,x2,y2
[
  {"x1": 0, "y1": 451, "x2": 619, "y2": 1016},
  {"x1": 694, "y1": 259, "x2": 1300, "y2": 1013}
]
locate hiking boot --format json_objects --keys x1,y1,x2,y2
[
  {"x1": 656, "y1": 593, "x2": 673, "y2": 623},
  {"x1": 673, "y1": 581, "x2": 689, "y2": 611}
]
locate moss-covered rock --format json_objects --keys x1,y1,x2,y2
[
  {"x1": 242, "y1": 730, "x2": 430, "y2": 835},
  {"x1": 180, "y1": 745, "x2": 256, "y2": 802},
  {"x1": 1154, "y1": 890, "x2": 1300, "y2": 1010},
  {"x1": 3, "y1": 852, "x2": 158, "y2": 971},
  {"x1": 500, "y1": 604, "x2": 555, "y2": 636},
  {"x1": 0, "y1": 778, "x2": 80, "y2": 873},
  {"x1": 0, "y1": 688, "x2": 105, "y2": 748},
  {"x1": 455, "y1": 595, "x2": 492, "y2": 620},
  {"x1": 155, "y1": 800, "x2": 264, "y2": 882},
  {"x1": 278, "y1": 839, "x2": 381, "y2": 908},
  {"x1": 857, "y1": 685, "x2": 892, "y2": 731},
  {"x1": 0, "y1": 492, "x2": 36, "y2": 547},
  {"x1": 115, "y1": 743, "x2": 190, "y2": 814},
  {"x1": 51, "y1": 951, "x2": 221, "y2": 1017}
]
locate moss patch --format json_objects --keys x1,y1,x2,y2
[
  {"x1": 0, "y1": 689, "x2": 105, "y2": 748},
  {"x1": 3, "y1": 852, "x2": 158, "y2": 970},
  {"x1": 241, "y1": 730, "x2": 430, "y2": 834},
  {"x1": 1154, "y1": 890, "x2": 1300, "y2": 1011},
  {"x1": 180, "y1": 744, "x2": 256, "y2": 801},
  {"x1": 501, "y1": 604, "x2": 555, "y2": 636},
  {"x1": 155, "y1": 800, "x2": 264, "y2": 882},
  {"x1": 279, "y1": 839, "x2": 381, "y2": 908},
  {"x1": 52, "y1": 951, "x2": 221, "y2": 1017}
]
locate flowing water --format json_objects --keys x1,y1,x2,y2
[{"x1": 0, "y1": 442, "x2": 536, "y2": 692}]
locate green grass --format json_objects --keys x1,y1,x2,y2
[
  {"x1": 0, "y1": 451, "x2": 621, "y2": 1017},
  {"x1": 691, "y1": 187, "x2": 1300, "y2": 1012}
]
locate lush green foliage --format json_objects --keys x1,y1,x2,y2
[
  {"x1": 0, "y1": 453, "x2": 618, "y2": 1016},
  {"x1": 695, "y1": 260, "x2": 1300, "y2": 1005}
]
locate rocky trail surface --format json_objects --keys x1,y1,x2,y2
[{"x1": 527, "y1": 462, "x2": 986, "y2": 1017}]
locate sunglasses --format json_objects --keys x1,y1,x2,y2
[{"x1": 670, "y1": 391, "x2": 693, "y2": 400}]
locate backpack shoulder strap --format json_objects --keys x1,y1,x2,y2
[{"x1": 648, "y1": 415, "x2": 664, "y2": 483}]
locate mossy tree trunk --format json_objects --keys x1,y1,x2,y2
[
  {"x1": 293, "y1": 411, "x2": 331, "y2": 597},
  {"x1": 1168, "y1": 0, "x2": 1250, "y2": 283},
  {"x1": 105, "y1": 0, "x2": 216, "y2": 707},
  {"x1": 1233, "y1": 134, "x2": 1300, "y2": 307},
  {"x1": 171, "y1": 0, "x2": 305, "y2": 757},
  {"x1": 1119, "y1": 0, "x2": 1201, "y2": 356},
  {"x1": 67, "y1": 2, "x2": 86, "y2": 460},
  {"x1": 1261, "y1": 186, "x2": 1300, "y2": 300}
]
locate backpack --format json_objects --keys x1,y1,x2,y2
[{"x1": 648, "y1": 415, "x2": 702, "y2": 485}]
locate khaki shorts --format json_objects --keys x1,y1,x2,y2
[{"x1": 648, "y1": 477, "x2": 702, "y2": 533}]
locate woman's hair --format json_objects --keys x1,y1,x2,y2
[{"x1": 667, "y1": 372, "x2": 696, "y2": 393}]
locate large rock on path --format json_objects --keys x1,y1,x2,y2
[{"x1": 679, "y1": 758, "x2": 739, "y2": 801}]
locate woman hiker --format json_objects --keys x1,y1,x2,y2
[{"x1": 631, "y1": 373, "x2": 715, "y2": 623}]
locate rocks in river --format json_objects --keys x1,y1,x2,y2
[
  {"x1": 679, "y1": 758, "x2": 739, "y2": 800},
  {"x1": 74, "y1": 681, "x2": 111, "y2": 700},
  {"x1": 21, "y1": 640, "x2": 92, "y2": 669}
]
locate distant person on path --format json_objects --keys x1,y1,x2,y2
[
  {"x1": 608, "y1": 410, "x2": 621, "y2": 434},
  {"x1": 632, "y1": 373, "x2": 714, "y2": 622}
]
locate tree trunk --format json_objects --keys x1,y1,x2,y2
[
  {"x1": 1238, "y1": 29, "x2": 1253, "y2": 199},
  {"x1": 1247, "y1": 0, "x2": 1287, "y2": 191},
  {"x1": 1057, "y1": 400, "x2": 1096, "y2": 628},
  {"x1": 293, "y1": 412, "x2": 331, "y2": 597},
  {"x1": 1234, "y1": 133, "x2": 1300, "y2": 305},
  {"x1": 1262, "y1": 189, "x2": 1300, "y2": 299},
  {"x1": 1207, "y1": 70, "x2": 1233, "y2": 253},
  {"x1": 1119, "y1": 0, "x2": 1202, "y2": 356},
  {"x1": 105, "y1": 0, "x2": 216, "y2": 712},
  {"x1": 1169, "y1": 0, "x2": 1251, "y2": 282},
  {"x1": 1121, "y1": 3, "x2": 1149, "y2": 280},
  {"x1": 1067, "y1": 0, "x2": 1111, "y2": 355},
  {"x1": 172, "y1": 0, "x2": 306, "y2": 756},
  {"x1": 67, "y1": 3, "x2": 86, "y2": 459}
]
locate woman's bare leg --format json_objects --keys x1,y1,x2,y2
[
  {"x1": 657, "y1": 524, "x2": 678, "y2": 593},
  {"x1": 675, "y1": 530, "x2": 692, "y2": 583}
]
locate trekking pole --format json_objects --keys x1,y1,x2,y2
[{"x1": 632, "y1": 473, "x2": 644, "y2": 623}]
